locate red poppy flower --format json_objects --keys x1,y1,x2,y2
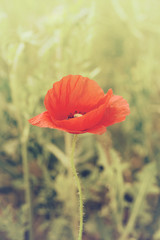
[{"x1": 29, "y1": 75, "x2": 130, "y2": 135}]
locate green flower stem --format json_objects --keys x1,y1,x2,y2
[
  {"x1": 65, "y1": 133, "x2": 78, "y2": 239},
  {"x1": 21, "y1": 125, "x2": 33, "y2": 240},
  {"x1": 70, "y1": 134, "x2": 83, "y2": 240}
]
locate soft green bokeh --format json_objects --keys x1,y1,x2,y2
[{"x1": 0, "y1": 0, "x2": 160, "y2": 240}]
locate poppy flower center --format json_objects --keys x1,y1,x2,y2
[
  {"x1": 74, "y1": 113, "x2": 83, "y2": 118},
  {"x1": 67, "y1": 111, "x2": 85, "y2": 120}
]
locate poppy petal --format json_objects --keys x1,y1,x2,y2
[
  {"x1": 86, "y1": 125, "x2": 106, "y2": 135},
  {"x1": 44, "y1": 75, "x2": 105, "y2": 120},
  {"x1": 53, "y1": 89, "x2": 113, "y2": 132},
  {"x1": 28, "y1": 111, "x2": 90, "y2": 134},
  {"x1": 29, "y1": 111, "x2": 56, "y2": 128},
  {"x1": 68, "y1": 125, "x2": 106, "y2": 135},
  {"x1": 102, "y1": 95, "x2": 130, "y2": 127}
]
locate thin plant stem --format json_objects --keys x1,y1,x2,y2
[
  {"x1": 10, "y1": 43, "x2": 33, "y2": 239},
  {"x1": 70, "y1": 134, "x2": 83, "y2": 240},
  {"x1": 65, "y1": 133, "x2": 78, "y2": 239},
  {"x1": 21, "y1": 125, "x2": 33, "y2": 240}
]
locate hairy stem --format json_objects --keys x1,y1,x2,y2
[
  {"x1": 70, "y1": 134, "x2": 83, "y2": 240},
  {"x1": 65, "y1": 133, "x2": 78, "y2": 239}
]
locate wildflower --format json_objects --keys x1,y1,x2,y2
[{"x1": 29, "y1": 75, "x2": 130, "y2": 134}]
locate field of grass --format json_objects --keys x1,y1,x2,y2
[{"x1": 0, "y1": 0, "x2": 160, "y2": 239}]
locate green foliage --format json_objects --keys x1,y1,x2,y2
[{"x1": 0, "y1": 0, "x2": 160, "y2": 239}]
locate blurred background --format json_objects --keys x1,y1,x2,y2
[{"x1": 0, "y1": 0, "x2": 160, "y2": 239}]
